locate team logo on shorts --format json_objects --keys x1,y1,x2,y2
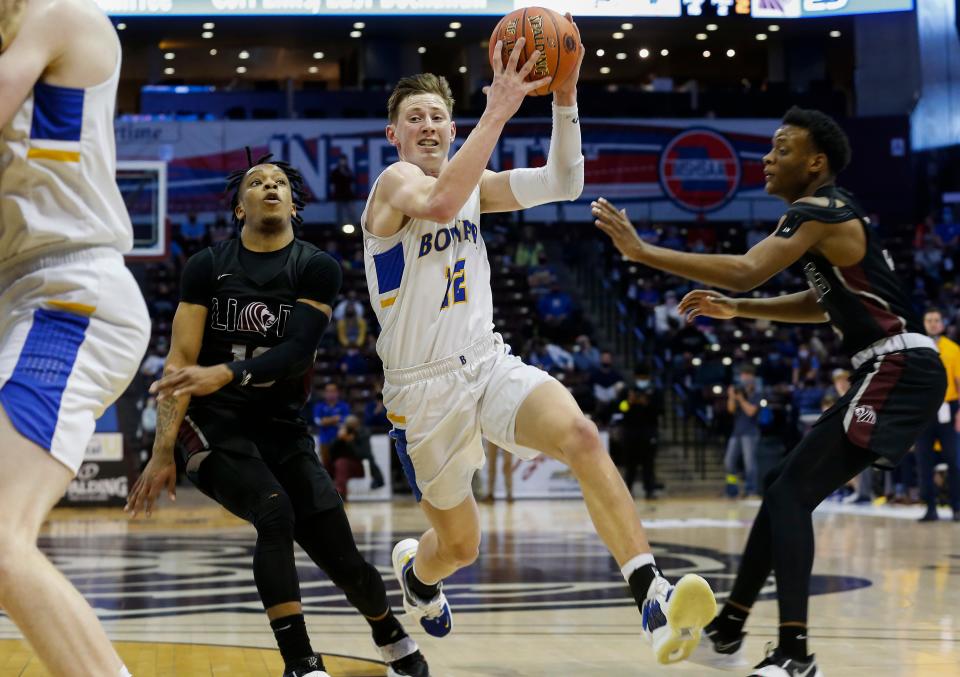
[
  {"x1": 238, "y1": 302, "x2": 277, "y2": 335},
  {"x1": 854, "y1": 405, "x2": 877, "y2": 425},
  {"x1": 38, "y1": 530, "x2": 871, "y2": 620},
  {"x1": 659, "y1": 129, "x2": 741, "y2": 213}
]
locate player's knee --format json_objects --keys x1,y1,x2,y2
[
  {"x1": 0, "y1": 531, "x2": 32, "y2": 597},
  {"x1": 440, "y1": 534, "x2": 481, "y2": 567},
  {"x1": 558, "y1": 417, "x2": 603, "y2": 466},
  {"x1": 251, "y1": 492, "x2": 296, "y2": 537}
]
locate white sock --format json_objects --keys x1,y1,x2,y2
[
  {"x1": 620, "y1": 552, "x2": 657, "y2": 583},
  {"x1": 118, "y1": 666, "x2": 132, "y2": 677}
]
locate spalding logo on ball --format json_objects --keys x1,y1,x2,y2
[
  {"x1": 659, "y1": 129, "x2": 742, "y2": 213},
  {"x1": 488, "y1": 6, "x2": 580, "y2": 96}
]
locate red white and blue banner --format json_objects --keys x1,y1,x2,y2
[{"x1": 116, "y1": 117, "x2": 784, "y2": 223}]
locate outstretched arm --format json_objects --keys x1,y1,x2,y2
[
  {"x1": 679, "y1": 289, "x2": 828, "y2": 325},
  {"x1": 125, "y1": 301, "x2": 207, "y2": 517},
  {"x1": 591, "y1": 198, "x2": 825, "y2": 292},
  {"x1": 481, "y1": 15, "x2": 586, "y2": 213}
]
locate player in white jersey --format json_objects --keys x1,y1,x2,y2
[
  {"x1": 0, "y1": 1, "x2": 147, "y2": 675},
  {"x1": 362, "y1": 24, "x2": 717, "y2": 667}
]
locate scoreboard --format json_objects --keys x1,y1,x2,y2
[{"x1": 94, "y1": 0, "x2": 914, "y2": 16}]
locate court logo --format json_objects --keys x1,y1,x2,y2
[
  {"x1": 659, "y1": 129, "x2": 742, "y2": 213},
  {"x1": 38, "y1": 531, "x2": 872, "y2": 620}
]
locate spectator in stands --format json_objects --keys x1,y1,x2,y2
[
  {"x1": 338, "y1": 346, "x2": 367, "y2": 376},
  {"x1": 325, "y1": 239, "x2": 343, "y2": 265},
  {"x1": 760, "y1": 351, "x2": 793, "y2": 386},
  {"x1": 330, "y1": 156, "x2": 358, "y2": 227},
  {"x1": 916, "y1": 308, "x2": 960, "y2": 522},
  {"x1": 337, "y1": 303, "x2": 367, "y2": 348},
  {"x1": 526, "y1": 338, "x2": 571, "y2": 373},
  {"x1": 537, "y1": 282, "x2": 574, "y2": 342},
  {"x1": 825, "y1": 368, "x2": 850, "y2": 401},
  {"x1": 591, "y1": 351, "x2": 625, "y2": 421},
  {"x1": 725, "y1": 365, "x2": 762, "y2": 498},
  {"x1": 177, "y1": 212, "x2": 208, "y2": 255},
  {"x1": 333, "y1": 289, "x2": 365, "y2": 321},
  {"x1": 791, "y1": 343, "x2": 820, "y2": 386},
  {"x1": 653, "y1": 290, "x2": 683, "y2": 337},
  {"x1": 481, "y1": 440, "x2": 514, "y2": 503},
  {"x1": 935, "y1": 207, "x2": 960, "y2": 251},
  {"x1": 746, "y1": 222, "x2": 767, "y2": 249},
  {"x1": 209, "y1": 215, "x2": 232, "y2": 244},
  {"x1": 140, "y1": 338, "x2": 168, "y2": 381},
  {"x1": 614, "y1": 375, "x2": 662, "y2": 499},
  {"x1": 139, "y1": 395, "x2": 158, "y2": 452},
  {"x1": 312, "y1": 382, "x2": 351, "y2": 466},
  {"x1": 572, "y1": 334, "x2": 601, "y2": 372},
  {"x1": 527, "y1": 250, "x2": 556, "y2": 296},
  {"x1": 514, "y1": 225, "x2": 545, "y2": 268},
  {"x1": 364, "y1": 386, "x2": 391, "y2": 432},
  {"x1": 328, "y1": 415, "x2": 384, "y2": 500}
]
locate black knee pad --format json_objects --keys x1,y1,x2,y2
[{"x1": 250, "y1": 492, "x2": 296, "y2": 539}]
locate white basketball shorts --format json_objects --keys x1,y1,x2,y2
[
  {"x1": 0, "y1": 247, "x2": 149, "y2": 474},
  {"x1": 382, "y1": 333, "x2": 554, "y2": 510}
]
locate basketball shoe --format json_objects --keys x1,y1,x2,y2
[
  {"x1": 687, "y1": 622, "x2": 750, "y2": 670},
  {"x1": 749, "y1": 644, "x2": 823, "y2": 676},
  {"x1": 377, "y1": 635, "x2": 431, "y2": 677},
  {"x1": 281, "y1": 653, "x2": 329, "y2": 677},
  {"x1": 642, "y1": 573, "x2": 718, "y2": 664},
  {"x1": 392, "y1": 539, "x2": 453, "y2": 638}
]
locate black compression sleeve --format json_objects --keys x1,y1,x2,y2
[
  {"x1": 227, "y1": 303, "x2": 330, "y2": 386},
  {"x1": 180, "y1": 249, "x2": 215, "y2": 305},
  {"x1": 299, "y1": 253, "x2": 342, "y2": 307}
]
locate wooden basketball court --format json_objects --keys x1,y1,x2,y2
[{"x1": 2, "y1": 491, "x2": 958, "y2": 676}]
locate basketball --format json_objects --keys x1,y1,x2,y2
[{"x1": 488, "y1": 6, "x2": 580, "y2": 97}]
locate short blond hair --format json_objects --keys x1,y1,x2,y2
[{"x1": 387, "y1": 73, "x2": 454, "y2": 124}]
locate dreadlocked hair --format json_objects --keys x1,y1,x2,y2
[{"x1": 225, "y1": 149, "x2": 310, "y2": 229}]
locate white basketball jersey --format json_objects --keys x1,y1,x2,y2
[
  {"x1": 0, "y1": 44, "x2": 132, "y2": 268},
  {"x1": 362, "y1": 171, "x2": 494, "y2": 370}
]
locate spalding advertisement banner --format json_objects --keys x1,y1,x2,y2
[{"x1": 116, "y1": 117, "x2": 783, "y2": 224}]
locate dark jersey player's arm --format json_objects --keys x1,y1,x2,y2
[
  {"x1": 228, "y1": 253, "x2": 342, "y2": 386},
  {"x1": 152, "y1": 251, "x2": 212, "y2": 460}
]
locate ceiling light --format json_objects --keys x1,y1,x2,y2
[
  {"x1": 458, "y1": 65, "x2": 467, "y2": 73},
  {"x1": 621, "y1": 22, "x2": 633, "y2": 30},
  {"x1": 308, "y1": 66, "x2": 318, "y2": 74},
  {"x1": 164, "y1": 52, "x2": 175, "y2": 60},
  {"x1": 712, "y1": 385, "x2": 723, "y2": 395},
  {"x1": 596, "y1": 48, "x2": 605, "y2": 57},
  {"x1": 768, "y1": 24, "x2": 780, "y2": 32},
  {"x1": 350, "y1": 30, "x2": 362, "y2": 38},
  {"x1": 722, "y1": 357, "x2": 733, "y2": 366},
  {"x1": 696, "y1": 33, "x2": 708, "y2": 40},
  {"x1": 639, "y1": 48, "x2": 650, "y2": 58},
  {"x1": 756, "y1": 33, "x2": 768, "y2": 41},
  {"x1": 342, "y1": 224, "x2": 356, "y2": 234},
  {"x1": 616, "y1": 52, "x2": 626, "y2": 60},
  {"x1": 612, "y1": 31, "x2": 624, "y2": 39},
  {"x1": 201, "y1": 31, "x2": 213, "y2": 39},
  {"x1": 600, "y1": 66, "x2": 611, "y2": 74},
  {"x1": 703, "y1": 50, "x2": 711, "y2": 57},
  {"x1": 116, "y1": 22, "x2": 126, "y2": 30},
  {"x1": 202, "y1": 22, "x2": 215, "y2": 29},
  {"x1": 209, "y1": 48, "x2": 217, "y2": 56},
  {"x1": 353, "y1": 21, "x2": 365, "y2": 29},
  {"x1": 830, "y1": 30, "x2": 841, "y2": 38},
  {"x1": 313, "y1": 51, "x2": 325, "y2": 59},
  {"x1": 726, "y1": 49, "x2": 736, "y2": 57},
  {"x1": 238, "y1": 50, "x2": 250, "y2": 59},
  {"x1": 449, "y1": 21, "x2": 461, "y2": 29},
  {"x1": 444, "y1": 30, "x2": 456, "y2": 38},
  {"x1": 236, "y1": 66, "x2": 247, "y2": 74},
  {"x1": 660, "y1": 48, "x2": 669, "y2": 56},
  {"x1": 706, "y1": 23, "x2": 718, "y2": 31},
  {"x1": 692, "y1": 357, "x2": 702, "y2": 366},
  {"x1": 417, "y1": 46, "x2": 426, "y2": 54},
  {"x1": 164, "y1": 67, "x2": 175, "y2": 75}
]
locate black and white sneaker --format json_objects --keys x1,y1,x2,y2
[
  {"x1": 379, "y1": 635, "x2": 430, "y2": 677},
  {"x1": 749, "y1": 645, "x2": 823, "y2": 677},
  {"x1": 281, "y1": 653, "x2": 330, "y2": 677},
  {"x1": 687, "y1": 625, "x2": 749, "y2": 670}
]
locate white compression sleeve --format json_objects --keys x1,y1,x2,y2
[{"x1": 508, "y1": 103, "x2": 585, "y2": 208}]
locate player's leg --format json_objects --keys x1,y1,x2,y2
[
  {"x1": 483, "y1": 441, "x2": 497, "y2": 501},
  {"x1": 270, "y1": 442, "x2": 429, "y2": 676},
  {"x1": 0, "y1": 407, "x2": 129, "y2": 677},
  {"x1": 502, "y1": 444, "x2": 514, "y2": 500},
  {"x1": 941, "y1": 403, "x2": 960, "y2": 518},
  {"x1": 724, "y1": 435, "x2": 744, "y2": 497},
  {"x1": 510, "y1": 379, "x2": 716, "y2": 664},
  {"x1": 914, "y1": 419, "x2": 939, "y2": 520},
  {"x1": 190, "y1": 448, "x2": 326, "y2": 675},
  {"x1": 0, "y1": 255, "x2": 147, "y2": 677}
]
